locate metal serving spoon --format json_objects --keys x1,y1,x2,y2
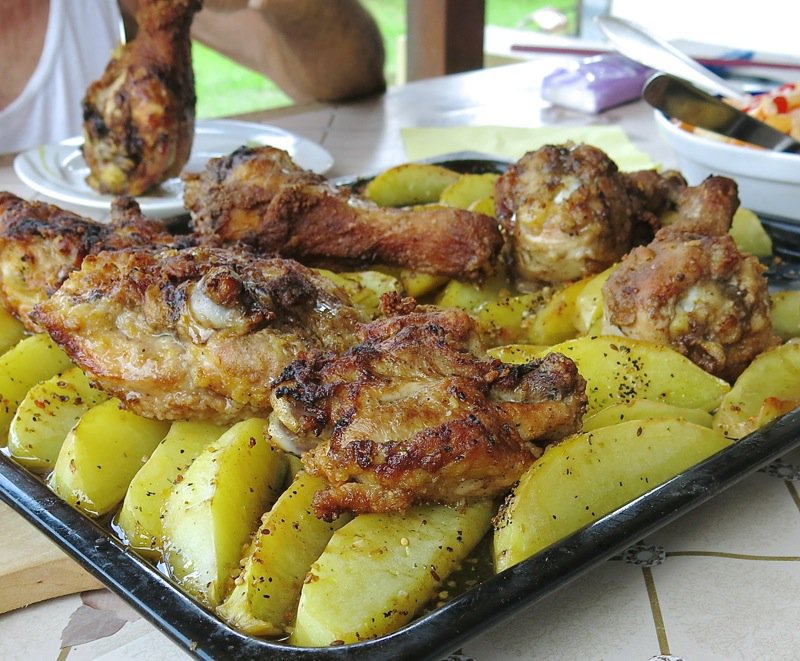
[
  {"x1": 643, "y1": 73, "x2": 800, "y2": 153},
  {"x1": 595, "y1": 15, "x2": 749, "y2": 103}
]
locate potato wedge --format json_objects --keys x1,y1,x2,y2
[
  {"x1": 574, "y1": 266, "x2": 615, "y2": 334},
  {"x1": 487, "y1": 344, "x2": 548, "y2": 363},
  {"x1": 439, "y1": 173, "x2": 499, "y2": 209},
  {"x1": 523, "y1": 278, "x2": 588, "y2": 345},
  {"x1": 0, "y1": 334, "x2": 73, "y2": 442},
  {"x1": 7, "y1": 367, "x2": 109, "y2": 471},
  {"x1": 316, "y1": 269, "x2": 401, "y2": 319},
  {"x1": 522, "y1": 336, "x2": 729, "y2": 415},
  {"x1": 364, "y1": 163, "x2": 460, "y2": 207},
  {"x1": 770, "y1": 290, "x2": 800, "y2": 341},
  {"x1": 493, "y1": 418, "x2": 730, "y2": 572},
  {"x1": 116, "y1": 421, "x2": 227, "y2": 557},
  {"x1": 582, "y1": 399, "x2": 713, "y2": 431},
  {"x1": 468, "y1": 195, "x2": 496, "y2": 217},
  {"x1": 729, "y1": 207, "x2": 772, "y2": 257},
  {"x1": 476, "y1": 293, "x2": 545, "y2": 346},
  {"x1": 161, "y1": 418, "x2": 287, "y2": 608},
  {"x1": 0, "y1": 306, "x2": 26, "y2": 355},
  {"x1": 714, "y1": 341, "x2": 800, "y2": 439},
  {"x1": 217, "y1": 471, "x2": 350, "y2": 636},
  {"x1": 291, "y1": 501, "x2": 493, "y2": 647},
  {"x1": 48, "y1": 399, "x2": 170, "y2": 516}
]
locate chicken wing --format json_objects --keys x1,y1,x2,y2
[
  {"x1": 495, "y1": 143, "x2": 685, "y2": 287},
  {"x1": 0, "y1": 192, "x2": 179, "y2": 332},
  {"x1": 82, "y1": 0, "x2": 201, "y2": 195},
  {"x1": 269, "y1": 300, "x2": 587, "y2": 518},
  {"x1": 31, "y1": 247, "x2": 364, "y2": 423},
  {"x1": 183, "y1": 146, "x2": 504, "y2": 280},
  {"x1": 602, "y1": 177, "x2": 779, "y2": 381}
]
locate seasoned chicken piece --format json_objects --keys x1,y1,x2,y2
[
  {"x1": 82, "y1": 0, "x2": 201, "y2": 195},
  {"x1": 32, "y1": 247, "x2": 364, "y2": 423},
  {"x1": 269, "y1": 301, "x2": 587, "y2": 518},
  {"x1": 0, "y1": 193, "x2": 179, "y2": 332},
  {"x1": 183, "y1": 146, "x2": 504, "y2": 280},
  {"x1": 495, "y1": 143, "x2": 685, "y2": 287},
  {"x1": 603, "y1": 177, "x2": 779, "y2": 381}
]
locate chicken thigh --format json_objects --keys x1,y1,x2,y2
[{"x1": 269, "y1": 300, "x2": 587, "y2": 518}]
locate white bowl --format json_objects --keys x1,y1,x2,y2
[{"x1": 653, "y1": 110, "x2": 800, "y2": 222}]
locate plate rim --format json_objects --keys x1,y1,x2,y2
[{"x1": 12, "y1": 118, "x2": 334, "y2": 219}]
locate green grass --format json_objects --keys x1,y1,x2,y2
[{"x1": 193, "y1": 1, "x2": 579, "y2": 118}]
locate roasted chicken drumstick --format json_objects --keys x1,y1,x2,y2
[
  {"x1": 32, "y1": 246, "x2": 364, "y2": 423},
  {"x1": 82, "y1": 0, "x2": 201, "y2": 195},
  {"x1": 183, "y1": 146, "x2": 504, "y2": 280},
  {"x1": 270, "y1": 299, "x2": 587, "y2": 518},
  {"x1": 0, "y1": 193, "x2": 180, "y2": 332},
  {"x1": 495, "y1": 143, "x2": 685, "y2": 288},
  {"x1": 602, "y1": 176, "x2": 779, "y2": 381}
]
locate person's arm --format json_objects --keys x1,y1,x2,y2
[{"x1": 120, "y1": 0, "x2": 386, "y2": 103}]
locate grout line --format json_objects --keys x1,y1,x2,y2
[
  {"x1": 666, "y1": 551, "x2": 800, "y2": 561},
  {"x1": 642, "y1": 567, "x2": 670, "y2": 655}
]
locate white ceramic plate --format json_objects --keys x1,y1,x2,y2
[
  {"x1": 13, "y1": 119, "x2": 334, "y2": 219},
  {"x1": 653, "y1": 111, "x2": 800, "y2": 223}
]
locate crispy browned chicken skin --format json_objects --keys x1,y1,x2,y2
[
  {"x1": 0, "y1": 193, "x2": 179, "y2": 332},
  {"x1": 82, "y1": 0, "x2": 201, "y2": 195},
  {"x1": 495, "y1": 144, "x2": 685, "y2": 288},
  {"x1": 603, "y1": 176, "x2": 779, "y2": 381},
  {"x1": 183, "y1": 146, "x2": 504, "y2": 280},
  {"x1": 269, "y1": 300, "x2": 587, "y2": 518},
  {"x1": 32, "y1": 247, "x2": 364, "y2": 423}
]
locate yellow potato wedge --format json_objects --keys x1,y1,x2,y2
[
  {"x1": 0, "y1": 306, "x2": 26, "y2": 355},
  {"x1": 574, "y1": 266, "x2": 615, "y2": 334},
  {"x1": 291, "y1": 501, "x2": 493, "y2": 647},
  {"x1": 161, "y1": 418, "x2": 287, "y2": 608},
  {"x1": 116, "y1": 421, "x2": 227, "y2": 557},
  {"x1": 523, "y1": 278, "x2": 588, "y2": 345},
  {"x1": 497, "y1": 336, "x2": 730, "y2": 415},
  {"x1": 217, "y1": 471, "x2": 350, "y2": 636},
  {"x1": 468, "y1": 195, "x2": 496, "y2": 217},
  {"x1": 8, "y1": 367, "x2": 109, "y2": 472},
  {"x1": 493, "y1": 418, "x2": 730, "y2": 572},
  {"x1": 435, "y1": 278, "x2": 502, "y2": 313},
  {"x1": 729, "y1": 207, "x2": 772, "y2": 257},
  {"x1": 714, "y1": 341, "x2": 800, "y2": 439},
  {"x1": 487, "y1": 344, "x2": 548, "y2": 363},
  {"x1": 582, "y1": 399, "x2": 713, "y2": 431},
  {"x1": 316, "y1": 269, "x2": 401, "y2": 319},
  {"x1": 0, "y1": 334, "x2": 73, "y2": 442},
  {"x1": 438, "y1": 173, "x2": 499, "y2": 209},
  {"x1": 48, "y1": 399, "x2": 170, "y2": 517},
  {"x1": 364, "y1": 163, "x2": 460, "y2": 207},
  {"x1": 770, "y1": 290, "x2": 800, "y2": 341},
  {"x1": 476, "y1": 293, "x2": 545, "y2": 347}
]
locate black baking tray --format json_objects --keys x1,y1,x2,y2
[
  {"x1": 1, "y1": 156, "x2": 799, "y2": 659},
  {"x1": 2, "y1": 408, "x2": 800, "y2": 660}
]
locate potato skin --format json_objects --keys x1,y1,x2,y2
[{"x1": 493, "y1": 418, "x2": 730, "y2": 572}]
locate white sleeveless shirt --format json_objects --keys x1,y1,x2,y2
[{"x1": 0, "y1": 0, "x2": 123, "y2": 153}]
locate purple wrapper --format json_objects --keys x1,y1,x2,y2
[{"x1": 541, "y1": 54, "x2": 653, "y2": 113}]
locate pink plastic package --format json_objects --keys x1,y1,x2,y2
[{"x1": 541, "y1": 54, "x2": 653, "y2": 113}]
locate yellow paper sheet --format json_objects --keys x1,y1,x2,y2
[{"x1": 401, "y1": 125, "x2": 656, "y2": 171}]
